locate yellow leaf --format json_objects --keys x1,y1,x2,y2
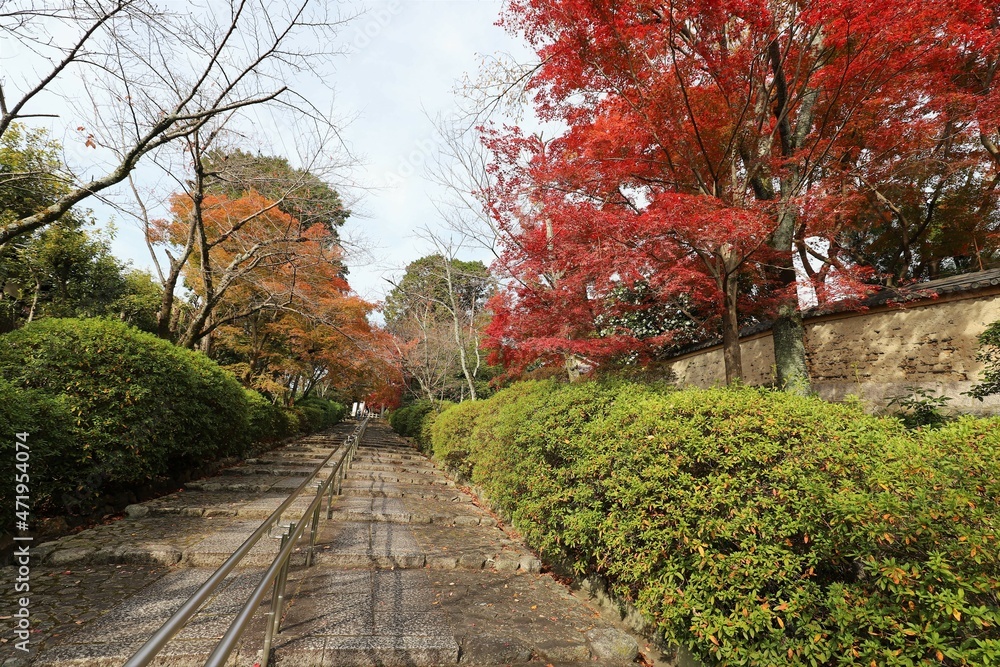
[
  {"x1": 953, "y1": 610, "x2": 962, "y2": 621},
  {"x1": 709, "y1": 635, "x2": 719, "y2": 646}
]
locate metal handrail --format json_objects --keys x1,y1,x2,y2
[{"x1": 124, "y1": 417, "x2": 369, "y2": 667}]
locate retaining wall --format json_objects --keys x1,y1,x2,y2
[{"x1": 664, "y1": 291, "x2": 1000, "y2": 414}]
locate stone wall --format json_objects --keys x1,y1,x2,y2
[{"x1": 664, "y1": 290, "x2": 1000, "y2": 414}]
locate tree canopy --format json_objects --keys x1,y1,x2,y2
[{"x1": 480, "y1": 0, "x2": 1000, "y2": 386}]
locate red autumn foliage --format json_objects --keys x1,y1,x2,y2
[{"x1": 483, "y1": 0, "x2": 1000, "y2": 383}]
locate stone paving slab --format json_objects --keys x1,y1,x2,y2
[
  {"x1": 31, "y1": 568, "x2": 268, "y2": 667},
  {"x1": 325, "y1": 497, "x2": 495, "y2": 527},
  {"x1": 12, "y1": 422, "x2": 648, "y2": 667},
  {"x1": 1, "y1": 425, "x2": 355, "y2": 666},
  {"x1": 278, "y1": 570, "x2": 459, "y2": 666},
  {"x1": 341, "y1": 481, "x2": 472, "y2": 503}
]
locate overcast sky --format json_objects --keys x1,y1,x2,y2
[
  {"x1": 332, "y1": 0, "x2": 528, "y2": 303},
  {"x1": 63, "y1": 0, "x2": 527, "y2": 307}
]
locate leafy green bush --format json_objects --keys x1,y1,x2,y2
[
  {"x1": 389, "y1": 399, "x2": 455, "y2": 452},
  {"x1": 411, "y1": 400, "x2": 454, "y2": 453},
  {"x1": 297, "y1": 397, "x2": 347, "y2": 429},
  {"x1": 0, "y1": 318, "x2": 250, "y2": 496},
  {"x1": 0, "y1": 379, "x2": 76, "y2": 526},
  {"x1": 389, "y1": 399, "x2": 435, "y2": 438},
  {"x1": 430, "y1": 399, "x2": 489, "y2": 475},
  {"x1": 280, "y1": 407, "x2": 302, "y2": 435},
  {"x1": 887, "y1": 385, "x2": 953, "y2": 428},
  {"x1": 432, "y1": 380, "x2": 1000, "y2": 666},
  {"x1": 326, "y1": 400, "x2": 347, "y2": 425},
  {"x1": 968, "y1": 320, "x2": 1000, "y2": 400},
  {"x1": 298, "y1": 405, "x2": 326, "y2": 431},
  {"x1": 245, "y1": 390, "x2": 290, "y2": 443}
]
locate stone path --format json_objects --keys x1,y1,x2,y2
[{"x1": 2, "y1": 422, "x2": 643, "y2": 666}]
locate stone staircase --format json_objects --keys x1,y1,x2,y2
[{"x1": 1, "y1": 422, "x2": 643, "y2": 667}]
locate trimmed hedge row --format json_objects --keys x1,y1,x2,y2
[
  {"x1": 430, "y1": 380, "x2": 1000, "y2": 666},
  {"x1": 388, "y1": 399, "x2": 453, "y2": 451},
  {"x1": 244, "y1": 394, "x2": 345, "y2": 443},
  {"x1": 0, "y1": 318, "x2": 345, "y2": 525},
  {"x1": 389, "y1": 400, "x2": 435, "y2": 439}
]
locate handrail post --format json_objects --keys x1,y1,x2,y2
[
  {"x1": 269, "y1": 522, "x2": 295, "y2": 642},
  {"x1": 133, "y1": 418, "x2": 371, "y2": 667},
  {"x1": 306, "y1": 499, "x2": 322, "y2": 567},
  {"x1": 260, "y1": 529, "x2": 289, "y2": 667},
  {"x1": 326, "y1": 467, "x2": 339, "y2": 519}
]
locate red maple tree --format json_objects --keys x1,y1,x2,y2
[{"x1": 483, "y1": 0, "x2": 1000, "y2": 384}]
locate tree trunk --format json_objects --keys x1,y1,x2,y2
[
  {"x1": 721, "y1": 270, "x2": 743, "y2": 384},
  {"x1": 769, "y1": 207, "x2": 811, "y2": 393},
  {"x1": 772, "y1": 303, "x2": 809, "y2": 392},
  {"x1": 25, "y1": 277, "x2": 42, "y2": 323}
]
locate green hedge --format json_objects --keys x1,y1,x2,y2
[
  {"x1": 0, "y1": 379, "x2": 76, "y2": 526},
  {"x1": 390, "y1": 399, "x2": 453, "y2": 452},
  {"x1": 0, "y1": 318, "x2": 344, "y2": 525},
  {"x1": 245, "y1": 390, "x2": 299, "y2": 444},
  {"x1": 296, "y1": 397, "x2": 347, "y2": 431},
  {"x1": 0, "y1": 318, "x2": 250, "y2": 488},
  {"x1": 389, "y1": 400, "x2": 435, "y2": 438},
  {"x1": 431, "y1": 380, "x2": 1000, "y2": 666}
]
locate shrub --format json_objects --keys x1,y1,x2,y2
[
  {"x1": 0, "y1": 318, "x2": 250, "y2": 493},
  {"x1": 280, "y1": 407, "x2": 302, "y2": 435},
  {"x1": 886, "y1": 385, "x2": 953, "y2": 428},
  {"x1": 430, "y1": 399, "x2": 489, "y2": 476},
  {"x1": 245, "y1": 390, "x2": 289, "y2": 444},
  {"x1": 432, "y1": 380, "x2": 1000, "y2": 666},
  {"x1": 415, "y1": 400, "x2": 454, "y2": 453},
  {"x1": 389, "y1": 399, "x2": 435, "y2": 438},
  {"x1": 298, "y1": 405, "x2": 327, "y2": 431},
  {"x1": 297, "y1": 397, "x2": 347, "y2": 429},
  {"x1": 0, "y1": 379, "x2": 76, "y2": 526},
  {"x1": 389, "y1": 399, "x2": 455, "y2": 452},
  {"x1": 968, "y1": 319, "x2": 1000, "y2": 399}
]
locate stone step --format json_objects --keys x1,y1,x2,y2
[
  {"x1": 185, "y1": 474, "x2": 329, "y2": 493},
  {"x1": 359, "y1": 461, "x2": 438, "y2": 473},
  {"x1": 218, "y1": 465, "x2": 323, "y2": 477},
  {"x1": 354, "y1": 453, "x2": 425, "y2": 464},
  {"x1": 322, "y1": 497, "x2": 496, "y2": 528},
  {"x1": 33, "y1": 568, "x2": 268, "y2": 666},
  {"x1": 346, "y1": 472, "x2": 456, "y2": 487},
  {"x1": 273, "y1": 570, "x2": 460, "y2": 666},
  {"x1": 327, "y1": 508, "x2": 497, "y2": 527},
  {"x1": 310, "y1": 521, "x2": 539, "y2": 572},
  {"x1": 356, "y1": 444, "x2": 419, "y2": 454},
  {"x1": 341, "y1": 485, "x2": 474, "y2": 502}
]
